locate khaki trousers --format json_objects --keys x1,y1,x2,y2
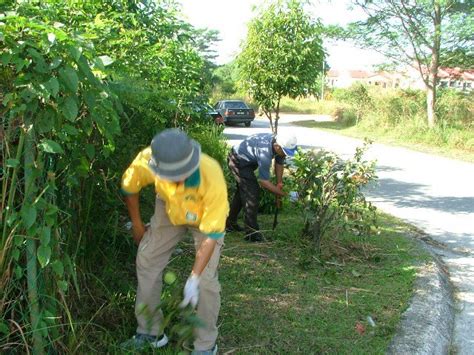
[{"x1": 135, "y1": 198, "x2": 223, "y2": 351}]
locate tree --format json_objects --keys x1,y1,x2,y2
[
  {"x1": 347, "y1": 0, "x2": 474, "y2": 128},
  {"x1": 237, "y1": 0, "x2": 325, "y2": 133}
]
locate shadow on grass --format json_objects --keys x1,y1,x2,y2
[{"x1": 292, "y1": 120, "x2": 355, "y2": 131}]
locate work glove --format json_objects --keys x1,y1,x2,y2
[
  {"x1": 180, "y1": 274, "x2": 200, "y2": 308},
  {"x1": 289, "y1": 191, "x2": 299, "y2": 202}
]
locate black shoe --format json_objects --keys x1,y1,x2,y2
[
  {"x1": 226, "y1": 222, "x2": 244, "y2": 232},
  {"x1": 244, "y1": 231, "x2": 264, "y2": 242}
]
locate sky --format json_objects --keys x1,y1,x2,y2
[{"x1": 178, "y1": 0, "x2": 387, "y2": 70}]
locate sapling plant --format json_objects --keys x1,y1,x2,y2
[{"x1": 289, "y1": 140, "x2": 378, "y2": 254}]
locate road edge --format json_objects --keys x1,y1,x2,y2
[{"x1": 387, "y1": 238, "x2": 455, "y2": 354}]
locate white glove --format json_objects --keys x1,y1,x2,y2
[
  {"x1": 180, "y1": 274, "x2": 200, "y2": 308},
  {"x1": 289, "y1": 191, "x2": 299, "y2": 202}
]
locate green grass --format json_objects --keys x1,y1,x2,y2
[
  {"x1": 65, "y1": 210, "x2": 428, "y2": 354},
  {"x1": 292, "y1": 119, "x2": 474, "y2": 163}
]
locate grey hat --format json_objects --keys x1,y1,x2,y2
[{"x1": 148, "y1": 128, "x2": 201, "y2": 181}]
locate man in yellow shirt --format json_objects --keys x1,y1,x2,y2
[{"x1": 121, "y1": 128, "x2": 228, "y2": 355}]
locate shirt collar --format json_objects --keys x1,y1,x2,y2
[{"x1": 184, "y1": 168, "x2": 201, "y2": 188}]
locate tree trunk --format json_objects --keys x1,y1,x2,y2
[
  {"x1": 426, "y1": 84, "x2": 436, "y2": 128},
  {"x1": 274, "y1": 97, "x2": 281, "y2": 135},
  {"x1": 426, "y1": 0, "x2": 442, "y2": 128}
]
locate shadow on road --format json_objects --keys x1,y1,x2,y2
[{"x1": 367, "y1": 178, "x2": 474, "y2": 214}]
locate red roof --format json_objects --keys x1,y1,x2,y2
[{"x1": 349, "y1": 70, "x2": 370, "y2": 79}]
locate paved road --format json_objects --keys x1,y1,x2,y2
[{"x1": 224, "y1": 114, "x2": 474, "y2": 354}]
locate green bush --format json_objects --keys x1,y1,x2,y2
[
  {"x1": 437, "y1": 89, "x2": 474, "y2": 127},
  {"x1": 289, "y1": 141, "x2": 378, "y2": 254}
]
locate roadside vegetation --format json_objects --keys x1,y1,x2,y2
[{"x1": 284, "y1": 86, "x2": 474, "y2": 162}]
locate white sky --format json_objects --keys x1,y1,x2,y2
[{"x1": 178, "y1": 0, "x2": 387, "y2": 70}]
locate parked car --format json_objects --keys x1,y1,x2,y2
[{"x1": 214, "y1": 100, "x2": 255, "y2": 127}]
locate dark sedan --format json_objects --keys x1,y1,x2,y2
[{"x1": 214, "y1": 100, "x2": 255, "y2": 127}]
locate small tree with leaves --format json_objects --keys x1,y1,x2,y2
[
  {"x1": 237, "y1": 0, "x2": 325, "y2": 133},
  {"x1": 347, "y1": 0, "x2": 474, "y2": 128},
  {"x1": 290, "y1": 141, "x2": 378, "y2": 254}
]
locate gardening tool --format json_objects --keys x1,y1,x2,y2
[{"x1": 272, "y1": 196, "x2": 280, "y2": 230}]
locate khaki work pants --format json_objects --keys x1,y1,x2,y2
[{"x1": 135, "y1": 198, "x2": 223, "y2": 351}]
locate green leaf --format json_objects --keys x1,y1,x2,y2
[
  {"x1": 14, "y1": 235, "x2": 24, "y2": 247},
  {"x1": 62, "y1": 124, "x2": 79, "y2": 136},
  {"x1": 14, "y1": 265, "x2": 23, "y2": 279},
  {"x1": 49, "y1": 57, "x2": 62, "y2": 70},
  {"x1": 21, "y1": 205, "x2": 37, "y2": 229},
  {"x1": 61, "y1": 96, "x2": 78, "y2": 121},
  {"x1": 38, "y1": 139, "x2": 64, "y2": 154},
  {"x1": 68, "y1": 45, "x2": 82, "y2": 61},
  {"x1": 12, "y1": 248, "x2": 20, "y2": 261},
  {"x1": 85, "y1": 144, "x2": 95, "y2": 160},
  {"x1": 59, "y1": 66, "x2": 79, "y2": 93},
  {"x1": 6, "y1": 158, "x2": 20, "y2": 168},
  {"x1": 57, "y1": 280, "x2": 68, "y2": 292},
  {"x1": 0, "y1": 321, "x2": 9, "y2": 336},
  {"x1": 37, "y1": 244, "x2": 51, "y2": 268},
  {"x1": 44, "y1": 77, "x2": 59, "y2": 97},
  {"x1": 7, "y1": 211, "x2": 18, "y2": 226},
  {"x1": 46, "y1": 204, "x2": 59, "y2": 216},
  {"x1": 51, "y1": 260, "x2": 64, "y2": 277},
  {"x1": 40, "y1": 226, "x2": 51, "y2": 245},
  {"x1": 36, "y1": 108, "x2": 57, "y2": 134}
]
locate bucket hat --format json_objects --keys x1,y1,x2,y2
[
  {"x1": 148, "y1": 129, "x2": 201, "y2": 181},
  {"x1": 275, "y1": 133, "x2": 297, "y2": 157}
]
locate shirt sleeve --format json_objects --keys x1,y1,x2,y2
[
  {"x1": 275, "y1": 154, "x2": 285, "y2": 165},
  {"x1": 121, "y1": 148, "x2": 156, "y2": 194},
  {"x1": 257, "y1": 148, "x2": 272, "y2": 181},
  {"x1": 199, "y1": 160, "x2": 229, "y2": 237}
]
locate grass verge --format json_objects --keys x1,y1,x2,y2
[
  {"x1": 291, "y1": 119, "x2": 474, "y2": 163},
  {"x1": 65, "y1": 209, "x2": 429, "y2": 354}
]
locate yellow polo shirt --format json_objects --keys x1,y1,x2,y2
[{"x1": 121, "y1": 147, "x2": 228, "y2": 238}]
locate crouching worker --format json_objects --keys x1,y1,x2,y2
[
  {"x1": 226, "y1": 132, "x2": 297, "y2": 242},
  {"x1": 121, "y1": 128, "x2": 228, "y2": 355}
]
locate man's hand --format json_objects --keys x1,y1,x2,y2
[
  {"x1": 132, "y1": 222, "x2": 147, "y2": 245},
  {"x1": 259, "y1": 180, "x2": 286, "y2": 197},
  {"x1": 180, "y1": 274, "x2": 200, "y2": 308}
]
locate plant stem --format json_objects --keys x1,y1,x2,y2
[{"x1": 23, "y1": 120, "x2": 45, "y2": 354}]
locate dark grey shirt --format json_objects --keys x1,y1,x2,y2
[{"x1": 233, "y1": 133, "x2": 285, "y2": 180}]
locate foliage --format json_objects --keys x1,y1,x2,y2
[
  {"x1": 0, "y1": 0, "x2": 219, "y2": 352},
  {"x1": 237, "y1": 0, "x2": 325, "y2": 133},
  {"x1": 289, "y1": 141, "x2": 378, "y2": 253},
  {"x1": 211, "y1": 61, "x2": 240, "y2": 100},
  {"x1": 332, "y1": 83, "x2": 373, "y2": 123},
  {"x1": 0, "y1": 8, "x2": 122, "y2": 351},
  {"x1": 188, "y1": 123, "x2": 229, "y2": 167},
  {"x1": 440, "y1": 48, "x2": 474, "y2": 69},
  {"x1": 347, "y1": 0, "x2": 474, "y2": 127}
]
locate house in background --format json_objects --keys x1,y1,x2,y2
[
  {"x1": 326, "y1": 66, "x2": 474, "y2": 92},
  {"x1": 326, "y1": 69, "x2": 369, "y2": 88}
]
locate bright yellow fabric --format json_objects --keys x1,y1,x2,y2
[{"x1": 121, "y1": 147, "x2": 229, "y2": 235}]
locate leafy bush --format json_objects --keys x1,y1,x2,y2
[
  {"x1": 289, "y1": 141, "x2": 378, "y2": 253},
  {"x1": 188, "y1": 123, "x2": 228, "y2": 167},
  {"x1": 437, "y1": 89, "x2": 474, "y2": 127}
]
